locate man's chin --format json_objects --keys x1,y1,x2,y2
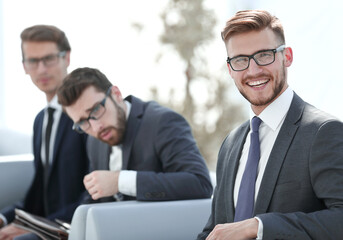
[
  {"x1": 98, "y1": 135, "x2": 120, "y2": 146},
  {"x1": 97, "y1": 126, "x2": 124, "y2": 146}
]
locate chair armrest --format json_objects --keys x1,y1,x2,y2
[
  {"x1": 68, "y1": 204, "x2": 93, "y2": 240},
  {"x1": 84, "y1": 199, "x2": 211, "y2": 240},
  {"x1": 0, "y1": 155, "x2": 34, "y2": 209},
  {"x1": 69, "y1": 201, "x2": 138, "y2": 240}
]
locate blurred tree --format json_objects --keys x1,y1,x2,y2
[{"x1": 151, "y1": 0, "x2": 246, "y2": 170}]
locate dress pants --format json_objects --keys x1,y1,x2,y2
[{"x1": 14, "y1": 233, "x2": 41, "y2": 240}]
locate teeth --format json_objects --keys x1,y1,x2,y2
[{"x1": 248, "y1": 80, "x2": 268, "y2": 86}]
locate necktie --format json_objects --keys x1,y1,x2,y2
[
  {"x1": 234, "y1": 116, "x2": 262, "y2": 222},
  {"x1": 45, "y1": 107, "x2": 55, "y2": 187},
  {"x1": 44, "y1": 107, "x2": 55, "y2": 215}
]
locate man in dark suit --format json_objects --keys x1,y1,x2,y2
[
  {"x1": 57, "y1": 67, "x2": 213, "y2": 203},
  {"x1": 0, "y1": 25, "x2": 89, "y2": 239},
  {"x1": 197, "y1": 10, "x2": 343, "y2": 240}
]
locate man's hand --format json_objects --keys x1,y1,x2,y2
[
  {"x1": 84, "y1": 170, "x2": 120, "y2": 200},
  {"x1": 206, "y1": 218, "x2": 258, "y2": 240},
  {"x1": 0, "y1": 224, "x2": 29, "y2": 240}
]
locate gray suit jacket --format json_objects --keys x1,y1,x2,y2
[
  {"x1": 198, "y1": 93, "x2": 343, "y2": 240},
  {"x1": 85, "y1": 95, "x2": 213, "y2": 202}
]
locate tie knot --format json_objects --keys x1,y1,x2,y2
[
  {"x1": 251, "y1": 117, "x2": 262, "y2": 132},
  {"x1": 47, "y1": 107, "x2": 55, "y2": 116}
]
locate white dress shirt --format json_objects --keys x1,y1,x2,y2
[
  {"x1": 41, "y1": 95, "x2": 62, "y2": 166},
  {"x1": 108, "y1": 101, "x2": 137, "y2": 197},
  {"x1": 233, "y1": 87, "x2": 294, "y2": 239}
]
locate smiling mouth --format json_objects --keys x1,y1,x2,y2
[{"x1": 247, "y1": 79, "x2": 269, "y2": 87}]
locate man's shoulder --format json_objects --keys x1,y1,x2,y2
[
  {"x1": 129, "y1": 95, "x2": 181, "y2": 121},
  {"x1": 286, "y1": 93, "x2": 341, "y2": 129},
  {"x1": 33, "y1": 108, "x2": 45, "y2": 120},
  {"x1": 293, "y1": 99, "x2": 342, "y2": 130},
  {"x1": 145, "y1": 100, "x2": 175, "y2": 114},
  {"x1": 303, "y1": 102, "x2": 340, "y2": 122},
  {"x1": 33, "y1": 109, "x2": 45, "y2": 130}
]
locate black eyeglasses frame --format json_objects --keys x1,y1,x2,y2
[{"x1": 226, "y1": 45, "x2": 286, "y2": 71}]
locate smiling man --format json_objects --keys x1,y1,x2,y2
[
  {"x1": 58, "y1": 67, "x2": 213, "y2": 203},
  {"x1": 197, "y1": 10, "x2": 343, "y2": 240}
]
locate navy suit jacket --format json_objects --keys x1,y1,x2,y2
[
  {"x1": 86, "y1": 95, "x2": 213, "y2": 202},
  {"x1": 1, "y1": 110, "x2": 89, "y2": 223},
  {"x1": 197, "y1": 93, "x2": 343, "y2": 240}
]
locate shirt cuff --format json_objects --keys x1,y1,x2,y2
[
  {"x1": 0, "y1": 214, "x2": 8, "y2": 227},
  {"x1": 255, "y1": 217, "x2": 263, "y2": 240},
  {"x1": 118, "y1": 170, "x2": 137, "y2": 197}
]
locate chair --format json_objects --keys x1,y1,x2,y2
[{"x1": 69, "y1": 198, "x2": 212, "y2": 240}]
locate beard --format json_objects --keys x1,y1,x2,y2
[
  {"x1": 239, "y1": 64, "x2": 287, "y2": 107},
  {"x1": 97, "y1": 99, "x2": 126, "y2": 146}
]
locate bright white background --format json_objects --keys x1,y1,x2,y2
[{"x1": 0, "y1": 0, "x2": 342, "y2": 153}]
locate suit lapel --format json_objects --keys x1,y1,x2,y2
[
  {"x1": 34, "y1": 112, "x2": 44, "y2": 162},
  {"x1": 86, "y1": 136, "x2": 111, "y2": 171},
  {"x1": 122, "y1": 96, "x2": 144, "y2": 170},
  {"x1": 225, "y1": 121, "x2": 250, "y2": 221},
  {"x1": 33, "y1": 110, "x2": 44, "y2": 174},
  {"x1": 254, "y1": 94, "x2": 304, "y2": 215},
  {"x1": 49, "y1": 113, "x2": 68, "y2": 177},
  {"x1": 100, "y1": 140, "x2": 111, "y2": 170}
]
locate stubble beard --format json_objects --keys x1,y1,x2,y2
[
  {"x1": 240, "y1": 65, "x2": 286, "y2": 107},
  {"x1": 98, "y1": 100, "x2": 126, "y2": 146}
]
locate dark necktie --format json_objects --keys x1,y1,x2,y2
[
  {"x1": 234, "y1": 116, "x2": 262, "y2": 222},
  {"x1": 44, "y1": 107, "x2": 55, "y2": 215},
  {"x1": 45, "y1": 107, "x2": 55, "y2": 187}
]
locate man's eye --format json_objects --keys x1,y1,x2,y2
[
  {"x1": 256, "y1": 51, "x2": 273, "y2": 58},
  {"x1": 27, "y1": 59, "x2": 39, "y2": 64},
  {"x1": 43, "y1": 55, "x2": 57, "y2": 62},
  {"x1": 78, "y1": 119, "x2": 87, "y2": 126},
  {"x1": 233, "y1": 57, "x2": 248, "y2": 64},
  {"x1": 92, "y1": 104, "x2": 101, "y2": 113}
]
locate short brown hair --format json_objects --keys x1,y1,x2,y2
[
  {"x1": 221, "y1": 10, "x2": 285, "y2": 44},
  {"x1": 21, "y1": 25, "x2": 71, "y2": 60},
  {"x1": 58, "y1": 67, "x2": 112, "y2": 107}
]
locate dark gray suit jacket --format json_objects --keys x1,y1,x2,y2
[
  {"x1": 86, "y1": 95, "x2": 213, "y2": 202},
  {"x1": 198, "y1": 93, "x2": 343, "y2": 240}
]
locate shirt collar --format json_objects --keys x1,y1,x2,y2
[
  {"x1": 124, "y1": 100, "x2": 131, "y2": 120},
  {"x1": 47, "y1": 95, "x2": 62, "y2": 111},
  {"x1": 250, "y1": 87, "x2": 294, "y2": 131}
]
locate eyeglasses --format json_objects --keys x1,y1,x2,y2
[
  {"x1": 227, "y1": 45, "x2": 285, "y2": 71},
  {"x1": 72, "y1": 87, "x2": 112, "y2": 133},
  {"x1": 23, "y1": 51, "x2": 66, "y2": 70}
]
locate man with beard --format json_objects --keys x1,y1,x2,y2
[
  {"x1": 57, "y1": 67, "x2": 213, "y2": 203},
  {"x1": 197, "y1": 10, "x2": 343, "y2": 240}
]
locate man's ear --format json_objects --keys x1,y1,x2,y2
[
  {"x1": 284, "y1": 47, "x2": 293, "y2": 67},
  {"x1": 111, "y1": 86, "x2": 123, "y2": 101},
  {"x1": 23, "y1": 62, "x2": 29, "y2": 74},
  {"x1": 227, "y1": 63, "x2": 232, "y2": 75},
  {"x1": 64, "y1": 51, "x2": 71, "y2": 67}
]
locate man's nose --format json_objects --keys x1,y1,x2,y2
[
  {"x1": 246, "y1": 58, "x2": 263, "y2": 74},
  {"x1": 36, "y1": 60, "x2": 48, "y2": 73},
  {"x1": 89, "y1": 118, "x2": 103, "y2": 133}
]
